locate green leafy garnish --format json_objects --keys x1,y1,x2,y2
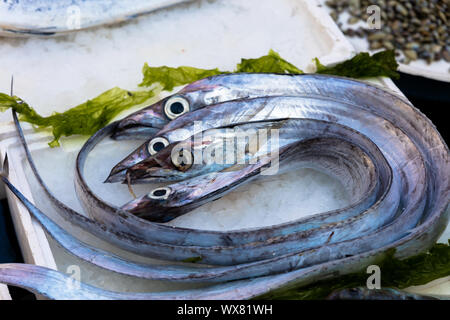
[
  {"x1": 181, "y1": 256, "x2": 203, "y2": 263},
  {"x1": 315, "y1": 50, "x2": 399, "y2": 79},
  {"x1": 235, "y1": 50, "x2": 304, "y2": 74},
  {"x1": 0, "y1": 50, "x2": 399, "y2": 146},
  {"x1": 0, "y1": 87, "x2": 156, "y2": 147},
  {"x1": 139, "y1": 50, "x2": 303, "y2": 90},
  {"x1": 140, "y1": 65, "x2": 224, "y2": 91},
  {"x1": 259, "y1": 240, "x2": 450, "y2": 300}
]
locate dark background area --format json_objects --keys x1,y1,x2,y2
[
  {"x1": 0, "y1": 73, "x2": 448, "y2": 300},
  {"x1": 392, "y1": 73, "x2": 449, "y2": 144},
  {"x1": 0, "y1": 199, "x2": 36, "y2": 299}
]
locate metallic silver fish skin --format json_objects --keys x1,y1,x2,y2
[
  {"x1": 73, "y1": 77, "x2": 448, "y2": 263},
  {"x1": 79, "y1": 76, "x2": 449, "y2": 249},
  {"x1": 112, "y1": 73, "x2": 332, "y2": 140},
  {"x1": 1, "y1": 74, "x2": 448, "y2": 300},
  {"x1": 0, "y1": 135, "x2": 388, "y2": 283},
  {"x1": 106, "y1": 73, "x2": 406, "y2": 183},
  {"x1": 124, "y1": 120, "x2": 308, "y2": 184},
  {"x1": 76, "y1": 121, "x2": 395, "y2": 266},
  {"x1": 0, "y1": 0, "x2": 193, "y2": 37},
  {"x1": 121, "y1": 119, "x2": 392, "y2": 224},
  {"x1": 3, "y1": 111, "x2": 387, "y2": 281}
]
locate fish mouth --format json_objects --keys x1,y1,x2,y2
[
  {"x1": 110, "y1": 122, "x2": 161, "y2": 140},
  {"x1": 125, "y1": 165, "x2": 182, "y2": 184},
  {"x1": 104, "y1": 171, "x2": 167, "y2": 184},
  {"x1": 110, "y1": 103, "x2": 168, "y2": 140},
  {"x1": 103, "y1": 164, "x2": 155, "y2": 184},
  {"x1": 104, "y1": 140, "x2": 160, "y2": 184},
  {"x1": 104, "y1": 160, "x2": 141, "y2": 183},
  {"x1": 105, "y1": 153, "x2": 177, "y2": 184},
  {"x1": 108, "y1": 142, "x2": 183, "y2": 184},
  {"x1": 104, "y1": 168, "x2": 127, "y2": 183},
  {"x1": 121, "y1": 199, "x2": 175, "y2": 223}
]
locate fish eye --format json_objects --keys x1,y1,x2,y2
[
  {"x1": 164, "y1": 96, "x2": 190, "y2": 120},
  {"x1": 148, "y1": 187, "x2": 171, "y2": 200},
  {"x1": 148, "y1": 137, "x2": 169, "y2": 155},
  {"x1": 171, "y1": 148, "x2": 193, "y2": 172}
]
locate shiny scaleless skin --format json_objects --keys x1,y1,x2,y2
[
  {"x1": 0, "y1": 0, "x2": 192, "y2": 37},
  {"x1": 0, "y1": 132, "x2": 389, "y2": 283},
  {"x1": 105, "y1": 73, "x2": 405, "y2": 183},
  {"x1": 83, "y1": 75, "x2": 449, "y2": 251},
  {"x1": 121, "y1": 119, "x2": 393, "y2": 225},
  {"x1": 0, "y1": 73, "x2": 448, "y2": 299}
]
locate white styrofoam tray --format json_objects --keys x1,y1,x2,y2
[{"x1": 0, "y1": 0, "x2": 448, "y2": 299}]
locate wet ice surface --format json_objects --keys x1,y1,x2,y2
[
  {"x1": 4, "y1": 0, "x2": 349, "y2": 293},
  {"x1": 167, "y1": 169, "x2": 350, "y2": 231},
  {"x1": 24, "y1": 135, "x2": 351, "y2": 292},
  {"x1": 88, "y1": 140, "x2": 351, "y2": 231},
  {"x1": 0, "y1": 0, "x2": 336, "y2": 123},
  {"x1": 31, "y1": 136, "x2": 351, "y2": 230},
  {"x1": 2, "y1": 0, "x2": 446, "y2": 295},
  {"x1": 25, "y1": 140, "x2": 211, "y2": 293}
]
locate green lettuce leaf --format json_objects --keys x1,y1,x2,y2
[
  {"x1": 235, "y1": 49, "x2": 303, "y2": 74},
  {"x1": 314, "y1": 50, "x2": 400, "y2": 79},
  {"x1": 140, "y1": 65, "x2": 224, "y2": 91},
  {"x1": 259, "y1": 240, "x2": 450, "y2": 300},
  {"x1": 0, "y1": 87, "x2": 156, "y2": 147},
  {"x1": 139, "y1": 50, "x2": 303, "y2": 90},
  {"x1": 0, "y1": 50, "x2": 399, "y2": 146}
]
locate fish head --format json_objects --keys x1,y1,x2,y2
[
  {"x1": 105, "y1": 132, "x2": 195, "y2": 183},
  {"x1": 124, "y1": 136, "x2": 224, "y2": 183},
  {"x1": 110, "y1": 74, "x2": 236, "y2": 140},
  {"x1": 120, "y1": 158, "x2": 266, "y2": 223},
  {"x1": 106, "y1": 122, "x2": 200, "y2": 183},
  {"x1": 104, "y1": 139, "x2": 156, "y2": 183},
  {"x1": 113, "y1": 122, "x2": 273, "y2": 184},
  {"x1": 110, "y1": 88, "x2": 211, "y2": 140},
  {"x1": 120, "y1": 183, "x2": 197, "y2": 223}
]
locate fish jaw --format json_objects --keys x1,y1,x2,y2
[
  {"x1": 123, "y1": 166, "x2": 187, "y2": 184},
  {"x1": 106, "y1": 141, "x2": 186, "y2": 183},
  {"x1": 110, "y1": 89, "x2": 207, "y2": 140},
  {"x1": 104, "y1": 142, "x2": 152, "y2": 183},
  {"x1": 110, "y1": 125, "x2": 161, "y2": 141},
  {"x1": 110, "y1": 101, "x2": 167, "y2": 140},
  {"x1": 121, "y1": 195, "x2": 179, "y2": 223}
]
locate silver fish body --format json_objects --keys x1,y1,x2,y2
[
  {"x1": 0, "y1": 0, "x2": 192, "y2": 37},
  {"x1": 1, "y1": 74, "x2": 448, "y2": 299},
  {"x1": 111, "y1": 73, "x2": 340, "y2": 140},
  {"x1": 0, "y1": 134, "x2": 389, "y2": 283},
  {"x1": 121, "y1": 119, "x2": 392, "y2": 224},
  {"x1": 78, "y1": 76, "x2": 449, "y2": 249},
  {"x1": 106, "y1": 73, "x2": 406, "y2": 183},
  {"x1": 74, "y1": 80, "x2": 448, "y2": 264}
]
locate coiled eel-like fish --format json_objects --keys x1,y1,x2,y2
[
  {"x1": 120, "y1": 119, "x2": 394, "y2": 225},
  {"x1": 0, "y1": 0, "x2": 193, "y2": 37},
  {"x1": 0, "y1": 130, "x2": 390, "y2": 282},
  {"x1": 106, "y1": 73, "x2": 408, "y2": 183},
  {"x1": 0, "y1": 74, "x2": 448, "y2": 299}
]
